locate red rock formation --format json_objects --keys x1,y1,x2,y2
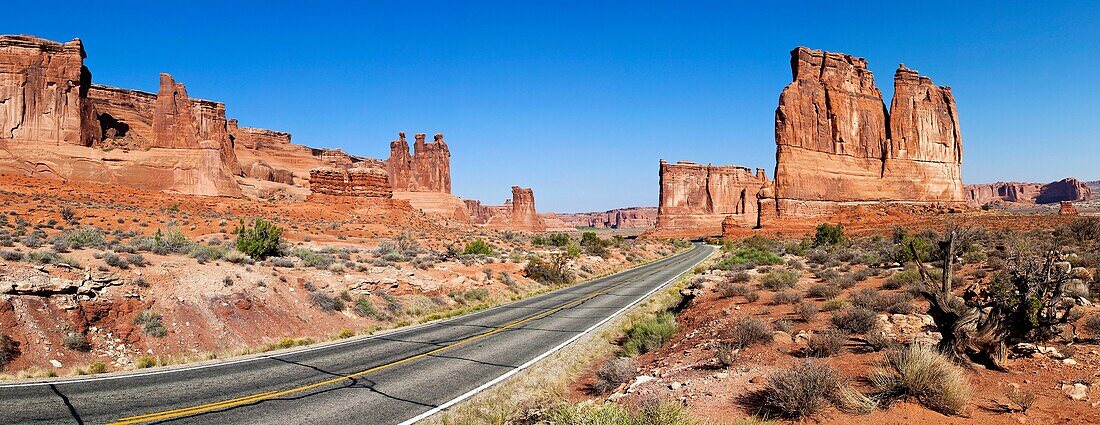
[
  {"x1": 0, "y1": 35, "x2": 241, "y2": 197},
  {"x1": 1059, "y1": 201, "x2": 1079, "y2": 216},
  {"x1": 464, "y1": 199, "x2": 497, "y2": 225},
  {"x1": 772, "y1": 47, "x2": 965, "y2": 217},
  {"x1": 965, "y1": 178, "x2": 1092, "y2": 206},
  {"x1": 721, "y1": 215, "x2": 738, "y2": 239},
  {"x1": 386, "y1": 132, "x2": 451, "y2": 193},
  {"x1": 554, "y1": 207, "x2": 658, "y2": 229},
  {"x1": 473, "y1": 187, "x2": 547, "y2": 232},
  {"x1": 308, "y1": 163, "x2": 392, "y2": 198},
  {"x1": 0, "y1": 35, "x2": 94, "y2": 147},
  {"x1": 654, "y1": 160, "x2": 769, "y2": 236}
]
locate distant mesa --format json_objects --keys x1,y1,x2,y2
[
  {"x1": 654, "y1": 46, "x2": 966, "y2": 237},
  {"x1": 965, "y1": 178, "x2": 1092, "y2": 206},
  {"x1": 553, "y1": 207, "x2": 657, "y2": 229}
]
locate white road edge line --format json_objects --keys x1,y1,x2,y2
[
  {"x1": 0, "y1": 247, "x2": 693, "y2": 389},
  {"x1": 398, "y1": 245, "x2": 713, "y2": 425}
]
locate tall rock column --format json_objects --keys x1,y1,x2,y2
[{"x1": 509, "y1": 186, "x2": 546, "y2": 232}]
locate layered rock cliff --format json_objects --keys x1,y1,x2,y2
[
  {"x1": 966, "y1": 177, "x2": 1092, "y2": 206},
  {"x1": 771, "y1": 47, "x2": 965, "y2": 216},
  {"x1": 654, "y1": 160, "x2": 769, "y2": 236},
  {"x1": 308, "y1": 162, "x2": 392, "y2": 198}
]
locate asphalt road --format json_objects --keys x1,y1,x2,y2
[{"x1": 0, "y1": 244, "x2": 713, "y2": 425}]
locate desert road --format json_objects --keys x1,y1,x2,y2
[{"x1": 0, "y1": 243, "x2": 713, "y2": 425}]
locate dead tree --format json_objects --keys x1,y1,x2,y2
[{"x1": 908, "y1": 226, "x2": 1083, "y2": 371}]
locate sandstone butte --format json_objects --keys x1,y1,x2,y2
[
  {"x1": 465, "y1": 186, "x2": 547, "y2": 232},
  {"x1": 965, "y1": 177, "x2": 1093, "y2": 206},
  {"x1": 654, "y1": 46, "x2": 967, "y2": 237}
]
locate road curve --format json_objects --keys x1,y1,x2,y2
[{"x1": 0, "y1": 244, "x2": 713, "y2": 425}]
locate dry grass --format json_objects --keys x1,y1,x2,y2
[{"x1": 869, "y1": 345, "x2": 972, "y2": 415}]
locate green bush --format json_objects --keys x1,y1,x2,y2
[
  {"x1": 354, "y1": 297, "x2": 378, "y2": 318},
  {"x1": 234, "y1": 219, "x2": 284, "y2": 259},
  {"x1": 812, "y1": 223, "x2": 844, "y2": 247},
  {"x1": 463, "y1": 238, "x2": 493, "y2": 255},
  {"x1": 52, "y1": 227, "x2": 106, "y2": 249},
  {"x1": 714, "y1": 248, "x2": 783, "y2": 270},
  {"x1": 621, "y1": 311, "x2": 678, "y2": 356}
]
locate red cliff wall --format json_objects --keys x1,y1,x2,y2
[
  {"x1": 654, "y1": 160, "x2": 769, "y2": 236},
  {"x1": 555, "y1": 207, "x2": 658, "y2": 229},
  {"x1": 966, "y1": 178, "x2": 1092, "y2": 206}
]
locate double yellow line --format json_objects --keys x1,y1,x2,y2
[{"x1": 109, "y1": 254, "x2": 686, "y2": 424}]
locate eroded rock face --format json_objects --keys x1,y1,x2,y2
[
  {"x1": 1059, "y1": 201, "x2": 1079, "y2": 216},
  {"x1": 386, "y1": 132, "x2": 451, "y2": 193},
  {"x1": 0, "y1": 35, "x2": 243, "y2": 197},
  {"x1": 0, "y1": 35, "x2": 94, "y2": 147},
  {"x1": 308, "y1": 162, "x2": 392, "y2": 198},
  {"x1": 772, "y1": 47, "x2": 965, "y2": 216},
  {"x1": 654, "y1": 160, "x2": 768, "y2": 236},
  {"x1": 965, "y1": 178, "x2": 1092, "y2": 206},
  {"x1": 473, "y1": 186, "x2": 547, "y2": 232}
]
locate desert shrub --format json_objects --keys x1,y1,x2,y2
[
  {"x1": 831, "y1": 308, "x2": 878, "y2": 334},
  {"x1": 806, "y1": 283, "x2": 841, "y2": 299},
  {"x1": 540, "y1": 232, "x2": 570, "y2": 247},
  {"x1": 813, "y1": 267, "x2": 840, "y2": 281},
  {"x1": 127, "y1": 253, "x2": 147, "y2": 267},
  {"x1": 714, "y1": 342, "x2": 740, "y2": 367},
  {"x1": 760, "y1": 270, "x2": 799, "y2": 290},
  {"x1": 883, "y1": 268, "x2": 921, "y2": 290},
  {"x1": 591, "y1": 357, "x2": 637, "y2": 394},
  {"x1": 354, "y1": 297, "x2": 378, "y2": 318},
  {"x1": 463, "y1": 238, "x2": 493, "y2": 256},
  {"x1": 292, "y1": 248, "x2": 335, "y2": 270},
  {"x1": 88, "y1": 361, "x2": 107, "y2": 374},
  {"x1": 795, "y1": 302, "x2": 819, "y2": 322},
  {"x1": 22, "y1": 234, "x2": 44, "y2": 248},
  {"x1": 621, "y1": 311, "x2": 678, "y2": 356},
  {"x1": 771, "y1": 290, "x2": 801, "y2": 305},
  {"x1": 103, "y1": 252, "x2": 128, "y2": 269},
  {"x1": 729, "y1": 271, "x2": 752, "y2": 283},
  {"x1": 222, "y1": 249, "x2": 253, "y2": 265},
  {"x1": 744, "y1": 291, "x2": 760, "y2": 303},
  {"x1": 134, "y1": 355, "x2": 158, "y2": 368},
  {"x1": 812, "y1": 223, "x2": 844, "y2": 247},
  {"x1": 869, "y1": 345, "x2": 971, "y2": 415},
  {"x1": 53, "y1": 227, "x2": 106, "y2": 249},
  {"x1": 271, "y1": 257, "x2": 295, "y2": 268},
  {"x1": 310, "y1": 292, "x2": 343, "y2": 311},
  {"x1": 62, "y1": 332, "x2": 91, "y2": 352},
  {"x1": 234, "y1": 219, "x2": 283, "y2": 259},
  {"x1": 714, "y1": 248, "x2": 783, "y2": 270},
  {"x1": 849, "y1": 288, "x2": 880, "y2": 310},
  {"x1": 464, "y1": 288, "x2": 490, "y2": 303},
  {"x1": 0, "y1": 250, "x2": 23, "y2": 261},
  {"x1": 524, "y1": 254, "x2": 574, "y2": 286},
  {"x1": 189, "y1": 244, "x2": 223, "y2": 263},
  {"x1": 725, "y1": 316, "x2": 772, "y2": 349},
  {"x1": 717, "y1": 282, "x2": 751, "y2": 299},
  {"x1": 1084, "y1": 315, "x2": 1100, "y2": 339},
  {"x1": 761, "y1": 361, "x2": 844, "y2": 418},
  {"x1": 0, "y1": 333, "x2": 18, "y2": 370},
  {"x1": 806, "y1": 329, "x2": 848, "y2": 357},
  {"x1": 140, "y1": 228, "x2": 194, "y2": 255},
  {"x1": 821, "y1": 297, "x2": 849, "y2": 311},
  {"x1": 133, "y1": 310, "x2": 167, "y2": 337}
]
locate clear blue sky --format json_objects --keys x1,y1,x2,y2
[{"x1": 8, "y1": 1, "x2": 1099, "y2": 212}]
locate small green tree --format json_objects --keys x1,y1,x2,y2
[
  {"x1": 235, "y1": 219, "x2": 283, "y2": 259},
  {"x1": 463, "y1": 238, "x2": 493, "y2": 255},
  {"x1": 812, "y1": 223, "x2": 844, "y2": 247}
]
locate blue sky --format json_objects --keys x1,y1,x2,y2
[{"x1": 7, "y1": 1, "x2": 1099, "y2": 212}]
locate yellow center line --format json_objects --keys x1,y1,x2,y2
[{"x1": 108, "y1": 254, "x2": 690, "y2": 425}]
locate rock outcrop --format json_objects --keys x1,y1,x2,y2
[
  {"x1": 654, "y1": 160, "x2": 769, "y2": 236},
  {"x1": 385, "y1": 131, "x2": 469, "y2": 222},
  {"x1": 554, "y1": 207, "x2": 658, "y2": 229},
  {"x1": 308, "y1": 162, "x2": 392, "y2": 198},
  {"x1": 471, "y1": 186, "x2": 547, "y2": 232},
  {"x1": 771, "y1": 47, "x2": 965, "y2": 217},
  {"x1": 1059, "y1": 201, "x2": 1079, "y2": 216},
  {"x1": 0, "y1": 35, "x2": 94, "y2": 147},
  {"x1": 965, "y1": 178, "x2": 1092, "y2": 206}
]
